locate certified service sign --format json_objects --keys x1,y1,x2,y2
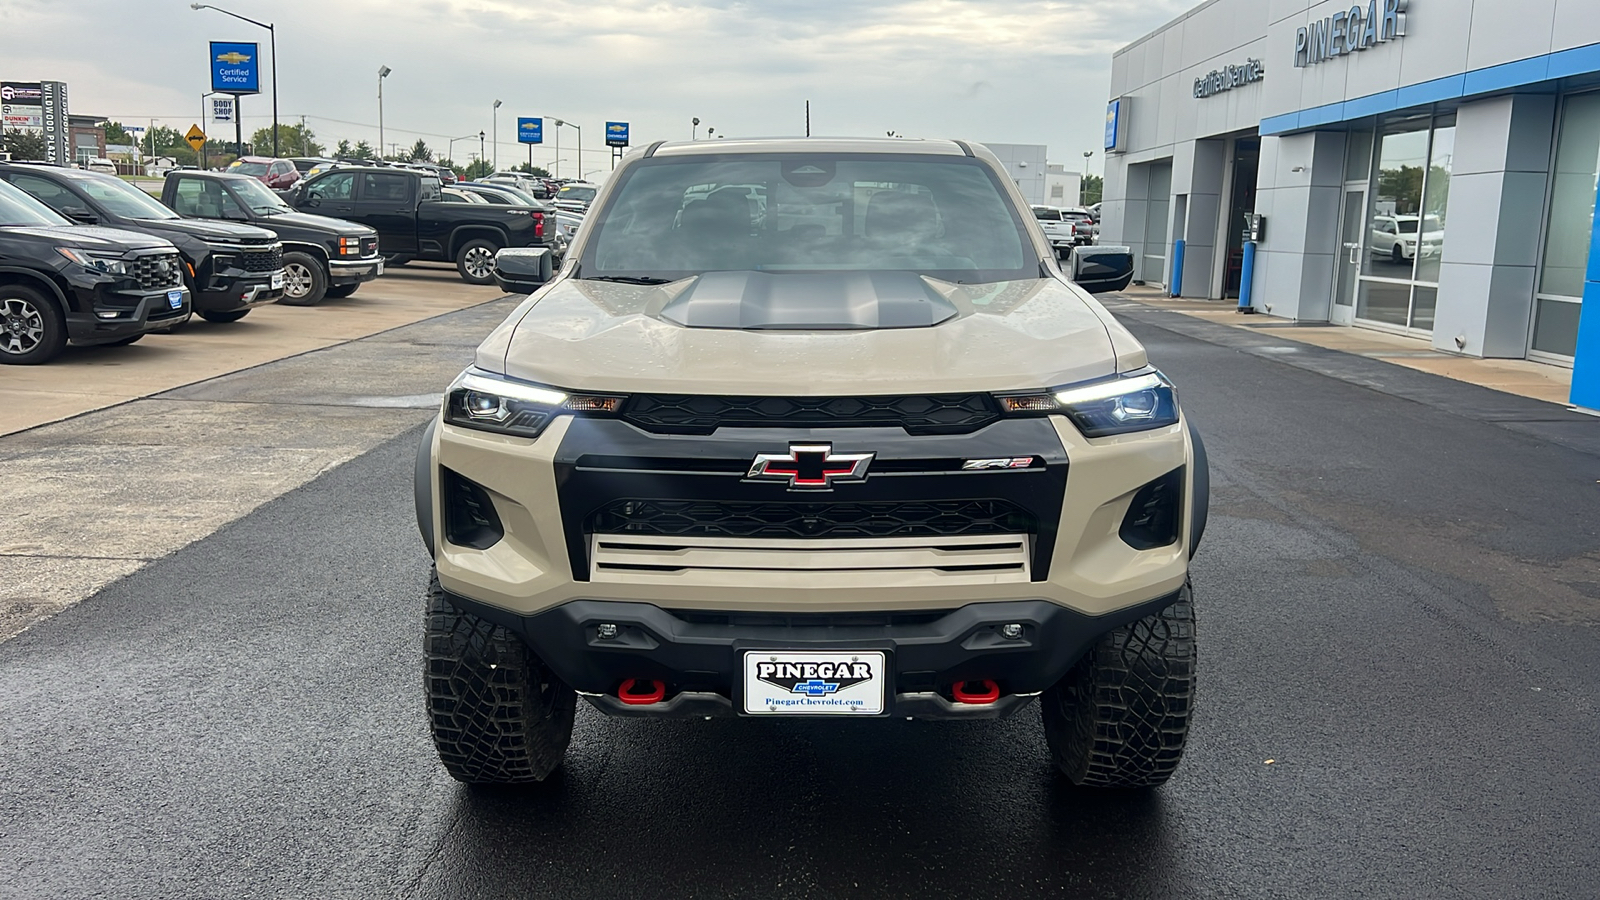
[{"x1": 210, "y1": 41, "x2": 260, "y2": 94}]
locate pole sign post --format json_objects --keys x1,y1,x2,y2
[
  {"x1": 209, "y1": 42, "x2": 260, "y2": 94},
  {"x1": 605, "y1": 122, "x2": 629, "y2": 148},
  {"x1": 517, "y1": 117, "x2": 543, "y2": 144}
]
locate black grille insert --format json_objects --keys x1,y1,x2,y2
[
  {"x1": 621, "y1": 393, "x2": 1000, "y2": 435},
  {"x1": 589, "y1": 498, "x2": 1035, "y2": 539},
  {"x1": 238, "y1": 246, "x2": 284, "y2": 273},
  {"x1": 132, "y1": 253, "x2": 182, "y2": 291}
]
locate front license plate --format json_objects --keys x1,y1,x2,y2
[
  {"x1": 166, "y1": 290, "x2": 183, "y2": 309},
  {"x1": 742, "y1": 651, "x2": 886, "y2": 715},
  {"x1": 376, "y1": 259, "x2": 384, "y2": 276},
  {"x1": 270, "y1": 271, "x2": 285, "y2": 290}
]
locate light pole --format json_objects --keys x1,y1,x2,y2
[
  {"x1": 477, "y1": 131, "x2": 485, "y2": 178},
  {"x1": 376, "y1": 66, "x2": 391, "y2": 159},
  {"x1": 692, "y1": 117, "x2": 700, "y2": 140},
  {"x1": 551, "y1": 119, "x2": 582, "y2": 181},
  {"x1": 191, "y1": 3, "x2": 278, "y2": 157},
  {"x1": 1082, "y1": 150, "x2": 1095, "y2": 205},
  {"x1": 492, "y1": 99, "x2": 502, "y2": 172},
  {"x1": 447, "y1": 133, "x2": 477, "y2": 166},
  {"x1": 706, "y1": 127, "x2": 715, "y2": 140}
]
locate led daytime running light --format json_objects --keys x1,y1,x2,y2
[
  {"x1": 454, "y1": 370, "x2": 568, "y2": 407},
  {"x1": 1053, "y1": 372, "x2": 1164, "y2": 406}
]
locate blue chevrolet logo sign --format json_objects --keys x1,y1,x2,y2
[
  {"x1": 792, "y1": 680, "x2": 839, "y2": 697},
  {"x1": 605, "y1": 121, "x2": 629, "y2": 148},
  {"x1": 209, "y1": 41, "x2": 260, "y2": 94},
  {"x1": 517, "y1": 117, "x2": 543, "y2": 144}
]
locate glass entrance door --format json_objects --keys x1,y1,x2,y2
[{"x1": 1332, "y1": 185, "x2": 1365, "y2": 325}]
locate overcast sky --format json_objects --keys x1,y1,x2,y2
[{"x1": 1, "y1": 0, "x2": 1190, "y2": 178}]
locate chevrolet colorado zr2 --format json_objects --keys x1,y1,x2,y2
[{"x1": 414, "y1": 137, "x2": 1207, "y2": 789}]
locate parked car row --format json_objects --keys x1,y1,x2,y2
[{"x1": 1031, "y1": 204, "x2": 1096, "y2": 257}]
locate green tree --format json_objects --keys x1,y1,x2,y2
[
  {"x1": 513, "y1": 163, "x2": 551, "y2": 177},
  {"x1": 1, "y1": 129, "x2": 47, "y2": 161},
  {"x1": 1079, "y1": 174, "x2": 1103, "y2": 206},
  {"x1": 462, "y1": 158, "x2": 493, "y2": 180},
  {"x1": 146, "y1": 125, "x2": 186, "y2": 153},
  {"x1": 334, "y1": 139, "x2": 354, "y2": 158},
  {"x1": 102, "y1": 121, "x2": 136, "y2": 147},
  {"x1": 1377, "y1": 165, "x2": 1424, "y2": 215},
  {"x1": 407, "y1": 138, "x2": 433, "y2": 163},
  {"x1": 250, "y1": 123, "x2": 324, "y2": 157},
  {"x1": 352, "y1": 140, "x2": 375, "y2": 160}
]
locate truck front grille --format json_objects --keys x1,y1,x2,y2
[
  {"x1": 621, "y1": 393, "x2": 1000, "y2": 436},
  {"x1": 131, "y1": 252, "x2": 183, "y2": 291},
  {"x1": 589, "y1": 533, "x2": 1031, "y2": 585},
  {"x1": 588, "y1": 498, "x2": 1035, "y2": 540},
  {"x1": 238, "y1": 245, "x2": 284, "y2": 272}
]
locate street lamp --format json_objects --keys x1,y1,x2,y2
[
  {"x1": 191, "y1": 3, "x2": 278, "y2": 158},
  {"x1": 478, "y1": 131, "x2": 485, "y2": 178},
  {"x1": 692, "y1": 116, "x2": 700, "y2": 140},
  {"x1": 551, "y1": 118, "x2": 582, "y2": 182},
  {"x1": 447, "y1": 133, "x2": 478, "y2": 165},
  {"x1": 377, "y1": 66, "x2": 392, "y2": 159},
  {"x1": 492, "y1": 99, "x2": 502, "y2": 172},
  {"x1": 706, "y1": 127, "x2": 715, "y2": 139}
]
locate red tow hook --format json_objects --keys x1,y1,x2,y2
[
  {"x1": 617, "y1": 678, "x2": 667, "y2": 705},
  {"x1": 951, "y1": 680, "x2": 1001, "y2": 705}
]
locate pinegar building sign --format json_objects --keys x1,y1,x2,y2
[{"x1": 1294, "y1": 0, "x2": 1408, "y2": 68}]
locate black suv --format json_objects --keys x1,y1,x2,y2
[
  {"x1": 0, "y1": 163, "x2": 285, "y2": 324},
  {"x1": 0, "y1": 179, "x2": 189, "y2": 364},
  {"x1": 161, "y1": 170, "x2": 381, "y2": 306}
]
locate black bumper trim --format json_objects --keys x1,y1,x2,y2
[{"x1": 444, "y1": 584, "x2": 1189, "y2": 718}]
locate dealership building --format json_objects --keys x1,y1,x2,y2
[{"x1": 1100, "y1": 0, "x2": 1600, "y2": 410}]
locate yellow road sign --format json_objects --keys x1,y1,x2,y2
[{"x1": 185, "y1": 124, "x2": 206, "y2": 152}]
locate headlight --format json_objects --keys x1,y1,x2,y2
[
  {"x1": 57, "y1": 248, "x2": 128, "y2": 275},
  {"x1": 443, "y1": 367, "x2": 625, "y2": 439},
  {"x1": 994, "y1": 368, "x2": 1179, "y2": 437}
]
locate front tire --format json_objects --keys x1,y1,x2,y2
[
  {"x1": 1042, "y1": 593, "x2": 1195, "y2": 788},
  {"x1": 324, "y1": 284, "x2": 360, "y2": 299},
  {"x1": 455, "y1": 239, "x2": 499, "y2": 286},
  {"x1": 0, "y1": 285, "x2": 67, "y2": 365},
  {"x1": 425, "y1": 570, "x2": 575, "y2": 784},
  {"x1": 198, "y1": 309, "x2": 249, "y2": 323},
  {"x1": 279, "y1": 251, "x2": 328, "y2": 306}
]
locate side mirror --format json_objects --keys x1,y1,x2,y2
[
  {"x1": 492, "y1": 247, "x2": 553, "y2": 294},
  {"x1": 62, "y1": 207, "x2": 98, "y2": 225},
  {"x1": 1068, "y1": 245, "x2": 1134, "y2": 294}
]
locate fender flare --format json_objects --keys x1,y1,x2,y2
[
  {"x1": 0, "y1": 266, "x2": 71, "y2": 310},
  {"x1": 415, "y1": 417, "x2": 439, "y2": 555},
  {"x1": 1187, "y1": 419, "x2": 1210, "y2": 559}
]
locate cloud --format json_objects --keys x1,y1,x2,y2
[{"x1": 0, "y1": 0, "x2": 1193, "y2": 174}]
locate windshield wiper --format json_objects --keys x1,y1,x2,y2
[{"x1": 583, "y1": 275, "x2": 674, "y2": 285}]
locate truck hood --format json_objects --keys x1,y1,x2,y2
[
  {"x1": 1, "y1": 224, "x2": 175, "y2": 252},
  {"x1": 482, "y1": 274, "x2": 1145, "y2": 395},
  {"x1": 252, "y1": 211, "x2": 374, "y2": 235},
  {"x1": 133, "y1": 218, "x2": 278, "y2": 242}
]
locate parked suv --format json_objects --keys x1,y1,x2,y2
[
  {"x1": 0, "y1": 163, "x2": 286, "y2": 324},
  {"x1": 228, "y1": 156, "x2": 301, "y2": 190},
  {"x1": 162, "y1": 170, "x2": 381, "y2": 306},
  {"x1": 0, "y1": 179, "x2": 189, "y2": 364},
  {"x1": 414, "y1": 138, "x2": 1205, "y2": 789}
]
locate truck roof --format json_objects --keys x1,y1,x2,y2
[{"x1": 650, "y1": 137, "x2": 970, "y2": 157}]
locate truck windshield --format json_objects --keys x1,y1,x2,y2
[
  {"x1": 230, "y1": 161, "x2": 270, "y2": 176},
  {"x1": 582, "y1": 154, "x2": 1035, "y2": 283},
  {"x1": 230, "y1": 177, "x2": 292, "y2": 213},
  {"x1": 0, "y1": 180, "x2": 71, "y2": 227},
  {"x1": 65, "y1": 172, "x2": 180, "y2": 220},
  {"x1": 559, "y1": 185, "x2": 597, "y2": 203},
  {"x1": 1033, "y1": 207, "x2": 1062, "y2": 221}
]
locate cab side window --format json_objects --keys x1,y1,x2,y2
[
  {"x1": 360, "y1": 173, "x2": 411, "y2": 203},
  {"x1": 307, "y1": 172, "x2": 356, "y2": 201},
  {"x1": 7, "y1": 173, "x2": 79, "y2": 214}
]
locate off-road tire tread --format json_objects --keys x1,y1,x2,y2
[
  {"x1": 1042, "y1": 594, "x2": 1195, "y2": 788},
  {"x1": 424, "y1": 571, "x2": 575, "y2": 783}
]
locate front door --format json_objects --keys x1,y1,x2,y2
[
  {"x1": 352, "y1": 171, "x2": 418, "y2": 255},
  {"x1": 1331, "y1": 185, "x2": 1365, "y2": 325}
]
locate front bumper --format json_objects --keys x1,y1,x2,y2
[
  {"x1": 63, "y1": 275, "x2": 191, "y2": 345},
  {"x1": 327, "y1": 256, "x2": 383, "y2": 286},
  {"x1": 446, "y1": 584, "x2": 1189, "y2": 719}
]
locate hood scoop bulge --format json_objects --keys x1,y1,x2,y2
[{"x1": 655, "y1": 271, "x2": 959, "y2": 330}]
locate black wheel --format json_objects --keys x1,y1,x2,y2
[
  {"x1": 324, "y1": 284, "x2": 360, "y2": 299},
  {"x1": 1042, "y1": 592, "x2": 1195, "y2": 788},
  {"x1": 105, "y1": 334, "x2": 144, "y2": 347},
  {"x1": 279, "y1": 251, "x2": 328, "y2": 306},
  {"x1": 198, "y1": 309, "x2": 249, "y2": 323},
  {"x1": 455, "y1": 239, "x2": 499, "y2": 286},
  {"x1": 1390, "y1": 244, "x2": 1404, "y2": 265},
  {"x1": 425, "y1": 570, "x2": 575, "y2": 784},
  {"x1": 0, "y1": 284, "x2": 67, "y2": 365}
]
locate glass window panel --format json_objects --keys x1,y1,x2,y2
[
  {"x1": 1410, "y1": 285, "x2": 1437, "y2": 331},
  {"x1": 1531, "y1": 297, "x2": 1582, "y2": 356},
  {"x1": 1345, "y1": 130, "x2": 1373, "y2": 182},
  {"x1": 1357, "y1": 280, "x2": 1411, "y2": 325},
  {"x1": 1364, "y1": 124, "x2": 1428, "y2": 278},
  {"x1": 1539, "y1": 91, "x2": 1600, "y2": 299},
  {"x1": 1414, "y1": 126, "x2": 1453, "y2": 284}
]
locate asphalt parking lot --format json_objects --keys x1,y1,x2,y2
[{"x1": 1, "y1": 287, "x2": 1598, "y2": 898}]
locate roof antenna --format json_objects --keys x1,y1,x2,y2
[{"x1": 805, "y1": 100, "x2": 810, "y2": 137}]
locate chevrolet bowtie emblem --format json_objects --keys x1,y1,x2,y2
[
  {"x1": 216, "y1": 51, "x2": 252, "y2": 65},
  {"x1": 747, "y1": 443, "x2": 874, "y2": 491}
]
